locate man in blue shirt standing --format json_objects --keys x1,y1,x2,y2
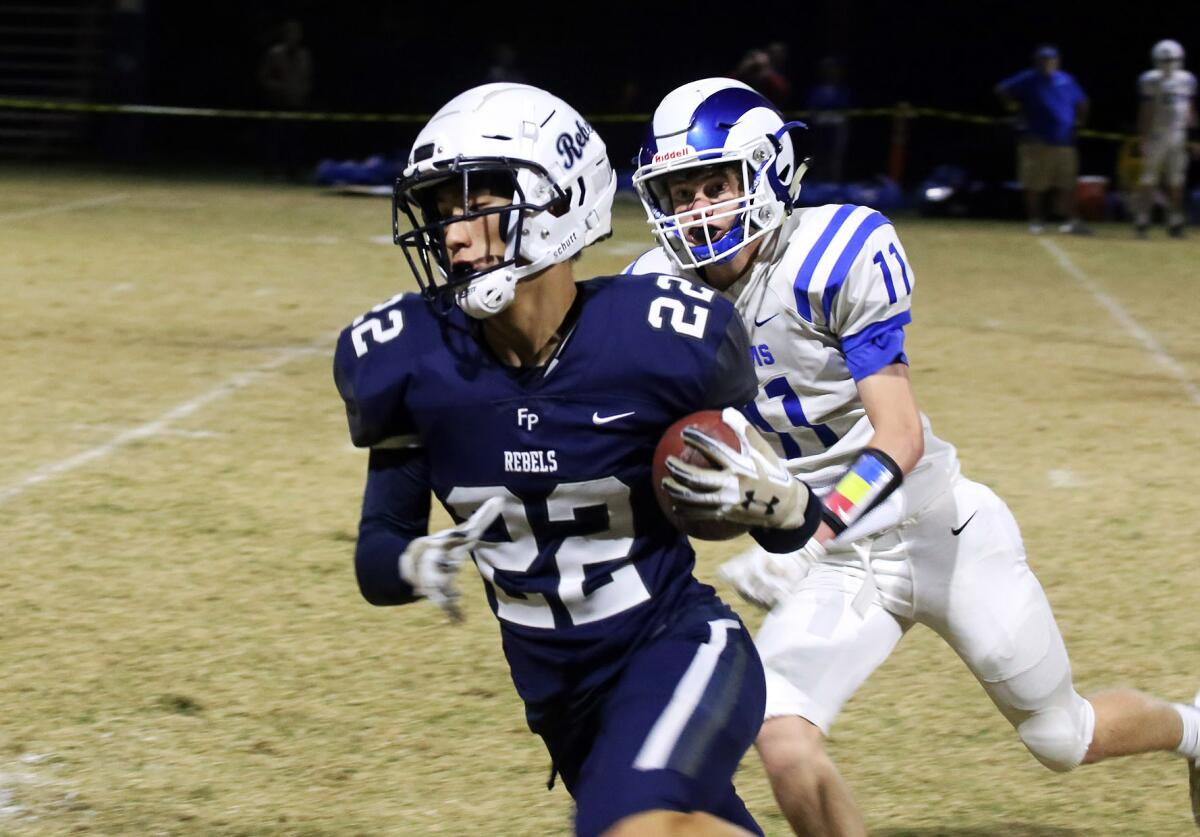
[{"x1": 996, "y1": 45, "x2": 1091, "y2": 234}]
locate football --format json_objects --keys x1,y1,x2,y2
[{"x1": 652, "y1": 410, "x2": 750, "y2": 541}]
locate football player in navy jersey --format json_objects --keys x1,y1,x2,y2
[{"x1": 332, "y1": 83, "x2": 822, "y2": 837}]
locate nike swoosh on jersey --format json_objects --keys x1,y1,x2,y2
[
  {"x1": 950, "y1": 511, "x2": 977, "y2": 536},
  {"x1": 753, "y1": 313, "x2": 779, "y2": 327},
  {"x1": 592, "y1": 410, "x2": 636, "y2": 425}
]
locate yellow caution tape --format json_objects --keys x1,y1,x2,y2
[
  {"x1": 0, "y1": 97, "x2": 431, "y2": 122},
  {"x1": 0, "y1": 97, "x2": 1137, "y2": 141}
]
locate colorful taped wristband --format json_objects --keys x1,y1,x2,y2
[{"x1": 820, "y1": 448, "x2": 904, "y2": 535}]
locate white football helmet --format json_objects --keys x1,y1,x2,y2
[
  {"x1": 394, "y1": 83, "x2": 616, "y2": 319},
  {"x1": 633, "y1": 78, "x2": 808, "y2": 271},
  {"x1": 1152, "y1": 39, "x2": 1185, "y2": 72}
]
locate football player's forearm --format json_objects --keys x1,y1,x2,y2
[
  {"x1": 857, "y1": 364, "x2": 924, "y2": 475},
  {"x1": 864, "y1": 421, "x2": 924, "y2": 476},
  {"x1": 813, "y1": 370, "x2": 919, "y2": 542},
  {"x1": 354, "y1": 447, "x2": 433, "y2": 606},
  {"x1": 356, "y1": 521, "x2": 421, "y2": 606}
]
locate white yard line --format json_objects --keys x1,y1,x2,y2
[
  {"x1": 0, "y1": 192, "x2": 129, "y2": 222},
  {"x1": 600, "y1": 241, "x2": 652, "y2": 257},
  {"x1": 1038, "y1": 238, "x2": 1200, "y2": 406},
  {"x1": 0, "y1": 341, "x2": 328, "y2": 506},
  {"x1": 1047, "y1": 468, "x2": 1083, "y2": 488}
]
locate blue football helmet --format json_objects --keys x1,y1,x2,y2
[{"x1": 634, "y1": 78, "x2": 808, "y2": 270}]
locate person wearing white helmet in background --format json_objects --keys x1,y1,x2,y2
[
  {"x1": 630, "y1": 77, "x2": 1200, "y2": 835},
  {"x1": 1135, "y1": 39, "x2": 1197, "y2": 238},
  {"x1": 334, "y1": 82, "x2": 825, "y2": 836}
]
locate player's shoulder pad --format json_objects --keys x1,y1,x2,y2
[
  {"x1": 581, "y1": 273, "x2": 747, "y2": 408},
  {"x1": 333, "y1": 292, "x2": 430, "y2": 448},
  {"x1": 787, "y1": 203, "x2": 892, "y2": 275},
  {"x1": 621, "y1": 246, "x2": 680, "y2": 277},
  {"x1": 786, "y1": 204, "x2": 896, "y2": 318},
  {"x1": 335, "y1": 291, "x2": 428, "y2": 365},
  {"x1": 585, "y1": 272, "x2": 738, "y2": 344}
]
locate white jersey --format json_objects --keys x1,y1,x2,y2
[
  {"x1": 1139, "y1": 68, "x2": 1196, "y2": 142},
  {"x1": 626, "y1": 204, "x2": 959, "y2": 537}
]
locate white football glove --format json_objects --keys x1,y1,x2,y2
[
  {"x1": 399, "y1": 496, "x2": 504, "y2": 622},
  {"x1": 718, "y1": 539, "x2": 826, "y2": 610},
  {"x1": 662, "y1": 407, "x2": 813, "y2": 530}
]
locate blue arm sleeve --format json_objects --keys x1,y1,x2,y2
[
  {"x1": 354, "y1": 447, "x2": 432, "y2": 606},
  {"x1": 841, "y1": 312, "x2": 910, "y2": 381}
]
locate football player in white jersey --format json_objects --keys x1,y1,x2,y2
[
  {"x1": 1135, "y1": 39, "x2": 1197, "y2": 238},
  {"x1": 630, "y1": 78, "x2": 1200, "y2": 835}
]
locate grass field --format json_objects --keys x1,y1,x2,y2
[{"x1": 1, "y1": 166, "x2": 1198, "y2": 836}]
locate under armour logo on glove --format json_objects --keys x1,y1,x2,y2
[{"x1": 740, "y1": 491, "x2": 781, "y2": 515}]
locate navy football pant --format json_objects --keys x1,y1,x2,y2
[{"x1": 543, "y1": 613, "x2": 766, "y2": 836}]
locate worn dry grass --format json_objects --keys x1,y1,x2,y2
[{"x1": 1, "y1": 168, "x2": 1197, "y2": 835}]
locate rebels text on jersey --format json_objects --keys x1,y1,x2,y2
[
  {"x1": 627, "y1": 205, "x2": 960, "y2": 534},
  {"x1": 333, "y1": 274, "x2": 757, "y2": 719}
]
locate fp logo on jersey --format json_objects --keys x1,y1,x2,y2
[{"x1": 517, "y1": 408, "x2": 539, "y2": 432}]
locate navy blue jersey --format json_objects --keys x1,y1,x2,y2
[{"x1": 334, "y1": 274, "x2": 757, "y2": 722}]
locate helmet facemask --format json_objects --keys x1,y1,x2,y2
[{"x1": 393, "y1": 157, "x2": 568, "y2": 318}]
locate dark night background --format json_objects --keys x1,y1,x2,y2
[{"x1": 12, "y1": 0, "x2": 1200, "y2": 190}]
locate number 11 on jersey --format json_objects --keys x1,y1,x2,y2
[{"x1": 743, "y1": 376, "x2": 839, "y2": 460}]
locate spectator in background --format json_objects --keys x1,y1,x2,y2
[
  {"x1": 485, "y1": 44, "x2": 527, "y2": 84},
  {"x1": 767, "y1": 41, "x2": 791, "y2": 100},
  {"x1": 1134, "y1": 39, "x2": 1197, "y2": 238},
  {"x1": 805, "y1": 56, "x2": 852, "y2": 183},
  {"x1": 257, "y1": 19, "x2": 313, "y2": 180},
  {"x1": 734, "y1": 48, "x2": 790, "y2": 108},
  {"x1": 995, "y1": 45, "x2": 1091, "y2": 235},
  {"x1": 258, "y1": 19, "x2": 312, "y2": 109}
]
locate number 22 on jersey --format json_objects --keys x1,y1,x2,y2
[{"x1": 445, "y1": 478, "x2": 650, "y2": 629}]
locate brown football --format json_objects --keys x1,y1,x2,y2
[{"x1": 652, "y1": 410, "x2": 750, "y2": 541}]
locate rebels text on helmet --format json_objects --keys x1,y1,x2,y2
[{"x1": 556, "y1": 120, "x2": 594, "y2": 170}]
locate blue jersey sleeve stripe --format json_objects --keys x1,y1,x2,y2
[
  {"x1": 841, "y1": 310, "x2": 912, "y2": 353},
  {"x1": 821, "y1": 212, "x2": 892, "y2": 323},
  {"x1": 793, "y1": 205, "x2": 857, "y2": 321},
  {"x1": 841, "y1": 311, "x2": 911, "y2": 381}
]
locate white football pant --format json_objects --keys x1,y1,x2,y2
[
  {"x1": 757, "y1": 476, "x2": 1095, "y2": 772},
  {"x1": 1140, "y1": 137, "x2": 1190, "y2": 188}
]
